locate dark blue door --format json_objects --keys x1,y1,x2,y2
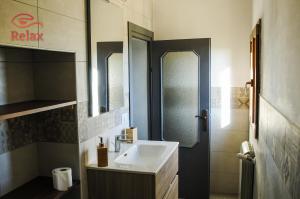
[{"x1": 151, "y1": 39, "x2": 211, "y2": 199}]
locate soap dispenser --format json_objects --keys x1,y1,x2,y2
[{"x1": 97, "y1": 137, "x2": 108, "y2": 167}]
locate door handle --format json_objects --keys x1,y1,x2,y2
[
  {"x1": 195, "y1": 115, "x2": 207, "y2": 120},
  {"x1": 195, "y1": 110, "x2": 208, "y2": 131},
  {"x1": 245, "y1": 79, "x2": 254, "y2": 87}
]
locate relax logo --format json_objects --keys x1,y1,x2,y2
[{"x1": 10, "y1": 13, "x2": 44, "y2": 41}]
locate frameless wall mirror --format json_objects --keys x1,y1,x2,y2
[{"x1": 88, "y1": 0, "x2": 124, "y2": 115}]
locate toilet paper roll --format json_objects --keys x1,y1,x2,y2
[{"x1": 52, "y1": 167, "x2": 72, "y2": 191}]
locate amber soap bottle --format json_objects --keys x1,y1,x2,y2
[{"x1": 97, "y1": 137, "x2": 108, "y2": 167}]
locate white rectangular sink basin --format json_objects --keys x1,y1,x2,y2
[
  {"x1": 114, "y1": 143, "x2": 167, "y2": 167},
  {"x1": 113, "y1": 140, "x2": 177, "y2": 173},
  {"x1": 87, "y1": 140, "x2": 178, "y2": 174}
]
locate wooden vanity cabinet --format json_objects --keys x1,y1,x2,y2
[
  {"x1": 155, "y1": 148, "x2": 178, "y2": 199},
  {"x1": 163, "y1": 175, "x2": 178, "y2": 199},
  {"x1": 87, "y1": 148, "x2": 178, "y2": 199}
]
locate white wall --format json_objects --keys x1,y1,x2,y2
[
  {"x1": 0, "y1": 48, "x2": 34, "y2": 105},
  {"x1": 253, "y1": 0, "x2": 300, "y2": 126},
  {"x1": 153, "y1": 0, "x2": 252, "y2": 87},
  {"x1": 0, "y1": 144, "x2": 39, "y2": 196},
  {"x1": 251, "y1": 0, "x2": 300, "y2": 198},
  {"x1": 153, "y1": 0, "x2": 252, "y2": 194}
]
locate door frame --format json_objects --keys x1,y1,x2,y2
[{"x1": 127, "y1": 22, "x2": 154, "y2": 139}]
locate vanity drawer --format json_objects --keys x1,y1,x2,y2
[
  {"x1": 163, "y1": 175, "x2": 178, "y2": 199},
  {"x1": 87, "y1": 143, "x2": 179, "y2": 199},
  {"x1": 155, "y1": 148, "x2": 178, "y2": 199}
]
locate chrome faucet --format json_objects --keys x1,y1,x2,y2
[{"x1": 115, "y1": 134, "x2": 131, "y2": 152}]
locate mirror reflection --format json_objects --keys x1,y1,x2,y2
[
  {"x1": 90, "y1": 0, "x2": 124, "y2": 114},
  {"x1": 108, "y1": 53, "x2": 124, "y2": 110}
]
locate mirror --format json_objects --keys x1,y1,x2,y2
[
  {"x1": 98, "y1": 42, "x2": 124, "y2": 112},
  {"x1": 89, "y1": 0, "x2": 124, "y2": 115},
  {"x1": 127, "y1": 23, "x2": 153, "y2": 139},
  {"x1": 108, "y1": 52, "x2": 124, "y2": 110}
]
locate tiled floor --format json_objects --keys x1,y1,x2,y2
[{"x1": 210, "y1": 194, "x2": 238, "y2": 199}]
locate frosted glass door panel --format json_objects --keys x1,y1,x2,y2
[
  {"x1": 108, "y1": 53, "x2": 124, "y2": 110},
  {"x1": 161, "y1": 51, "x2": 199, "y2": 148}
]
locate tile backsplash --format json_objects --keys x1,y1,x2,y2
[
  {"x1": 0, "y1": 115, "x2": 36, "y2": 154},
  {"x1": 77, "y1": 101, "x2": 128, "y2": 143},
  {"x1": 211, "y1": 87, "x2": 249, "y2": 109},
  {"x1": 0, "y1": 106, "x2": 78, "y2": 155},
  {"x1": 251, "y1": 97, "x2": 300, "y2": 199},
  {"x1": 35, "y1": 106, "x2": 78, "y2": 143}
]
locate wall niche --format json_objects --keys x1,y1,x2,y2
[{"x1": 0, "y1": 45, "x2": 80, "y2": 198}]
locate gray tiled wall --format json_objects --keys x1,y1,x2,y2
[
  {"x1": 0, "y1": 141, "x2": 80, "y2": 197},
  {"x1": 0, "y1": 106, "x2": 78, "y2": 155},
  {"x1": 0, "y1": 47, "x2": 35, "y2": 105},
  {"x1": 0, "y1": 46, "x2": 77, "y2": 105},
  {"x1": 0, "y1": 143, "x2": 39, "y2": 196},
  {"x1": 0, "y1": 0, "x2": 87, "y2": 197},
  {"x1": 35, "y1": 106, "x2": 78, "y2": 143},
  {"x1": 0, "y1": 115, "x2": 37, "y2": 154},
  {"x1": 0, "y1": 45, "x2": 78, "y2": 154},
  {"x1": 251, "y1": 97, "x2": 300, "y2": 199},
  {"x1": 37, "y1": 142, "x2": 80, "y2": 179}
]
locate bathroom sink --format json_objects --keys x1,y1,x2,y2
[
  {"x1": 86, "y1": 140, "x2": 179, "y2": 199},
  {"x1": 87, "y1": 140, "x2": 178, "y2": 173},
  {"x1": 114, "y1": 143, "x2": 167, "y2": 167}
]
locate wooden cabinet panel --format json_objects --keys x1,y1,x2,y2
[
  {"x1": 87, "y1": 169, "x2": 155, "y2": 199},
  {"x1": 163, "y1": 175, "x2": 178, "y2": 199},
  {"x1": 87, "y1": 147, "x2": 179, "y2": 199},
  {"x1": 155, "y1": 148, "x2": 178, "y2": 199},
  {"x1": 249, "y1": 19, "x2": 261, "y2": 139}
]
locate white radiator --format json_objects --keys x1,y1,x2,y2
[{"x1": 237, "y1": 141, "x2": 255, "y2": 199}]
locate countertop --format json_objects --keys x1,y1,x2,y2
[{"x1": 86, "y1": 140, "x2": 178, "y2": 174}]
